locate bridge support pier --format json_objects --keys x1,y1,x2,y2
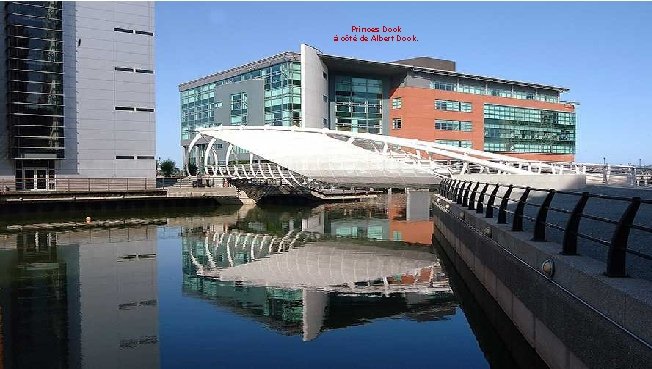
[{"x1": 406, "y1": 189, "x2": 431, "y2": 221}]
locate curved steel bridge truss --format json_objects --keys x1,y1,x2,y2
[{"x1": 187, "y1": 126, "x2": 589, "y2": 188}]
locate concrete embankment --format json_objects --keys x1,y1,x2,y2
[
  {"x1": 0, "y1": 187, "x2": 253, "y2": 215},
  {"x1": 432, "y1": 195, "x2": 652, "y2": 369}
]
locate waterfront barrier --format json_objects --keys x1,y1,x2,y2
[
  {"x1": 439, "y1": 178, "x2": 652, "y2": 278},
  {"x1": 433, "y1": 180, "x2": 652, "y2": 369}
]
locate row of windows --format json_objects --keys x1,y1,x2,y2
[
  {"x1": 435, "y1": 140, "x2": 473, "y2": 148},
  {"x1": 6, "y1": 12, "x2": 62, "y2": 30},
  {"x1": 484, "y1": 104, "x2": 575, "y2": 125},
  {"x1": 114, "y1": 27, "x2": 154, "y2": 36},
  {"x1": 435, "y1": 99, "x2": 472, "y2": 112},
  {"x1": 6, "y1": 2, "x2": 62, "y2": 19},
  {"x1": 116, "y1": 155, "x2": 155, "y2": 160},
  {"x1": 483, "y1": 142, "x2": 574, "y2": 154},
  {"x1": 483, "y1": 104, "x2": 575, "y2": 154},
  {"x1": 114, "y1": 66, "x2": 154, "y2": 74},
  {"x1": 429, "y1": 80, "x2": 560, "y2": 103},
  {"x1": 435, "y1": 119, "x2": 472, "y2": 131},
  {"x1": 115, "y1": 106, "x2": 155, "y2": 112}
]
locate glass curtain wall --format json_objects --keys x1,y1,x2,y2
[
  {"x1": 483, "y1": 104, "x2": 576, "y2": 154},
  {"x1": 5, "y1": 1, "x2": 65, "y2": 159},
  {"x1": 334, "y1": 76, "x2": 383, "y2": 134},
  {"x1": 180, "y1": 61, "x2": 301, "y2": 140}
]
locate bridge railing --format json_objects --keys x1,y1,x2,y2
[
  {"x1": 438, "y1": 179, "x2": 652, "y2": 279},
  {"x1": 0, "y1": 177, "x2": 157, "y2": 193}
]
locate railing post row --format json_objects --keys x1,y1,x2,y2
[
  {"x1": 468, "y1": 182, "x2": 480, "y2": 210},
  {"x1": 533, "y1": 190, "x2": 556, "y2": 241},
  {"x1": 497, "y1": 185, "x2": 513, "y2": 224},
  {"x1": 486, "y1": 184, "x2": 500, "y2": 219},
  {"x1": 476, "y1": 183, "x2": 489, "y2": 214},
  {"x1": 562, "y1": 192, "x2": 589, "y2": 255},
  {"x1": 606, "y1": 197, "x2": 641, "y2": 277}
]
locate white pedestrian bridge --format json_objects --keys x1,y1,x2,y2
[{"x1": 187, "y1": 126, "x2": 591, "y2": 188}]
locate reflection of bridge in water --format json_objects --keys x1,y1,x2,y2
[{"x1": 183, "y1": 226, "x2": 454, "y2": 341}]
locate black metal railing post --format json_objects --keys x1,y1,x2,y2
[
  {"x1": 497, "y1": 185, "x2": 513, "y2": 224},
  {"x1": 606, "y1": 197, "x2": 641, "y2": 277},
  {"x1": 533, "y1": 190, "x2": 556, "y2": 241},
  {"x1": 468, "y1": 182, "x2": 480, "y2": 210},
  {"x1": 562, "y1": 192, "x2": 589, "y2": 255},
  {"x1": 486, "y1": 184, "x2": 500, "y2": 218},
  {"x1": 456, "y1": 181, "x2": 464, "y2": 204},
  {"x1": 512, "y1": 187, "x2": 531, "y2": 231},
  {"x1": 476, "y1": 183, "x2": 489, "y2": 214},
  {"x1": 462, "y1": 182, "x2": 472, "y2": 207},
  {"x1": 450, "y1": 180, "x2": 458, "y2": 201}
]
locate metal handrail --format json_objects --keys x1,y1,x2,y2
[
  {"x1": 438, "y1": 178, "x2": 651, "y2": 278},
  {"x1": 0, "y1": 177, "x2": 157, "y2": 193}
]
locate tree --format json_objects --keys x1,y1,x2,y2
[{"x1": 160, "y1": 159, "x2": 177, "y2": 177}]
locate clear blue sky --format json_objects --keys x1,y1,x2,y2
[{"x1": 155, "y1": 1, "x2": 652, "y2": 165}]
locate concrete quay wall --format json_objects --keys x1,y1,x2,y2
[{"x1": 432, "y1": 196, "x2": 652, "y2": 369}]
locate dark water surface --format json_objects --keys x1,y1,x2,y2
[{"x1": 0, "y1": 195, "x2": 546, "y2": 368}]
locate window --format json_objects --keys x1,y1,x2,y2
[
  {"x1": 135, "y1": 69, "x2": 154, "y2": 74},
  {"x1": 230, "y1": 92, "x2": 248, "y2": 125},
  {"x1": 136, "y1": 107, "x2": 154, "y2": 112},
  {"x1": 483, "y1": 104, "x2": 575, "y2": 154},
  {"x1": 114, "y1": 27, "x2": 133, "y2": 33},
  {"x1": 135, "y1": 30, "x2": 154, "y2": 36},
  {"x1": 115, "y1": 67, "x2": 134, "y2": 72},
  {"x1": 435, "y1": 99, "x2": 472, "y2": 112},
  {"x1": 137, "y1": 156, "x2": 154, "y2": 159},
  {"x1": 333, "y1": 75, "x2": 383, "y2": 134},
  {"x1": 430, "y1": 81, "x2": 455, "y2": 91},
  {"x1": 115, "y1": 106, "x2": 134, "y2": 111},
  {"x1": 323, "y1": 118, "x2": 328, "y2": 127},
  {"x1": 323, "y1": 72, "x2": 328, "y2": 79},
  {"x1": 392, "y1": 118, "x2": 402, "y2": 129},
  {"x1": 435, "y1": 139, "x2": 472, "y2": 148},
  {"x1": 323, "y1": 95, "x2": 328, "y2": 102},
  {"x1": 216, "y1": 144, "x2": 223, "y2": 149},
  {"x1": 392, "y1": 97, "x2": 402, "y2": 109},
  {"x1": 116, "y1": 155, "x2": 134, "y2": 159},
  {"x1": 435, "y1": 120, "x2": 472, "y2": 132}
]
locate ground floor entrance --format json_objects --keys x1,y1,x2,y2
[{"x1": 15, "y1": 160, "x2": 55, "y2": 191}]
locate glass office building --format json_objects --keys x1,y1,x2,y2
[
  {"x1": 1, "y1": 2, "x2": 156, "y2": 190},
  {"x1": 180, "y1": 57, "x2": 301, "y2": 140},
  {"x1": 180, "y1": 44, "x2": 577, "y2": 165}
]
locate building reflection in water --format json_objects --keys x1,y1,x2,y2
[
  {"x1": 182, "y1": 195, "x2": 456, "y2": 341},
  {"x1": 0, "y1": 227, "x2": 160, "y2": 369}
]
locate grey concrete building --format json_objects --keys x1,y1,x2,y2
[{"x1": 0, "y1": 2, "x2": 156, "y2": 191}]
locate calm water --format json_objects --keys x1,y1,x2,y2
[{"x1": 0, "y1": 195, "x2": 545, "y2": 369}]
